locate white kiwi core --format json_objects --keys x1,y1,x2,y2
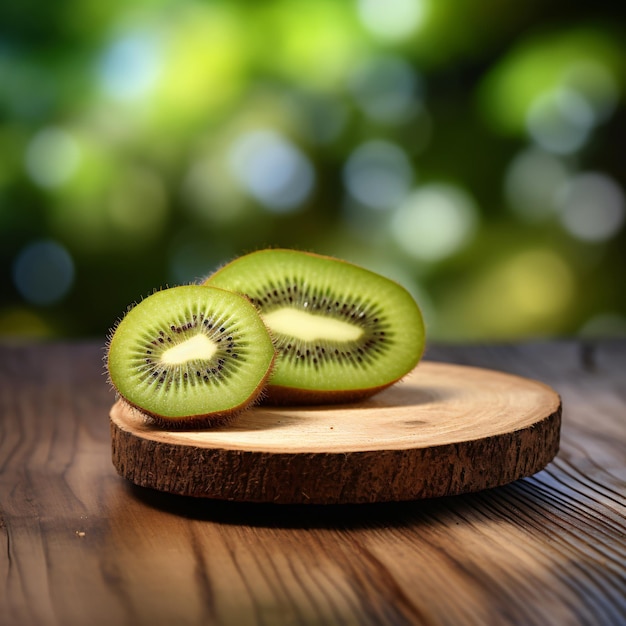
[
  {"x1": 161, "y1": 333, "x2": 218, "y2": 365},
  {"x1": 263, "y1": 308, "x2": 363, "y2": 342}
]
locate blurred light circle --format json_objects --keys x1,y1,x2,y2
[
  {"x1": 391, "y1": 183, "x2": 478, "y2": 262},
  {"x1": 504, "y1": 148, "x2": 569, "y2": 222},
  {"x1": 99, "y1": 33, "x2": 161, "y2": 101},
  {"x1": 25, "y1": 127, "x2": 80, "y2": 188},
  {"x1": 526, "y1": 88, "x2": 595, "y2": 155},
  {"x1": 228, "y1": 130, "x2": 314, "y2": 213},
  {"x1": 349, "y1": 55, "x2": 422, "y2": 124},
  {"x1": 343, "y1": 140, "x2": 414, "y2": 210},
  {"x1": 106, "y1": 167, "x2": 169, "y2": 241},
  {"x1": 0, "y1": 307, "x2": 54, "y2": 339},
  {"x1": 579, "y1": 313, "x2": 626, "y2": 338},
  {"x1": 183, "y1": 157, "x2": 248, "y2": 225},
  {"x1": 358, "y1": 0, "x2": 427, "y2": 41},
  {"x1": 470, "y1": 249, "x2": 575, "y2": 337},
  {"x1": 12, "y1": 240, "x2": 75, "y2": 306},
  {"x1": 562, "y1": 60, "x2": 619, "y2": 124},
  {"x1": 557, "y1": 172, "x2": 625, "y2": 242},
  {"x1": 503, "y1": 249, "x2": 574, "y2": 319}
]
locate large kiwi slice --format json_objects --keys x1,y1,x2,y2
[
  {"x1": 205, "y1": 249, "x2": 425, "y2": 404},
  {"x1": 106, "y1": 285, "x2": 275, "y2": 427}
]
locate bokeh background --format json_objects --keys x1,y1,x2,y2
[{"x1": 2, "y1": 0, "x2": 625, "y2": 343}]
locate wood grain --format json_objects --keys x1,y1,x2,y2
[
  {"x1": 110, "y1": 362, "x2": 561, "y2": 503},
  {"x1": 1, "y1": 340, "x2": 625, "y2": 626}
]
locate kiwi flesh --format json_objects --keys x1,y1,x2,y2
[
  {"x1": 205, "y1": 249, "x2": 425, "y2": 404},
  {"x1": 106, "y1": 285, "x2": 275, "y2": 428}
]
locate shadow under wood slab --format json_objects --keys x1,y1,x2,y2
[{"x1": 110, "y1": 361, "x2": 561, "y2": 504}]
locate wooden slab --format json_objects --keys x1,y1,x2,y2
[{"x1": 110, "y1": 361, "x2": 561, "y2": 504}]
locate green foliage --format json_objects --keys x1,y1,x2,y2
[{"x1": 1, "y1": 0, "x2": 625, "y2": 341}]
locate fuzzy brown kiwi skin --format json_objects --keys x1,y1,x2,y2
[
  {"x1": 207, "y1": 247, "x2": 365, "y2": 283},
  {"x1": 111, "y1": 350, "x2": 276, "y2": 430},
  {"x1": 263, "y1": 379, "x2": 397, "y2": 407}
]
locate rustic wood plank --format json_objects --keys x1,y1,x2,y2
[{"x1": 1, "y1": 340, "x2": 625, "y2": 626}]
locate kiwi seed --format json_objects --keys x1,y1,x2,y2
[
  {"x1": 205, "y1": 249, "x2": 425, "y2": 404},
  {"x1": 106, "y1": 285, "x2": 275, "y2": 428}
]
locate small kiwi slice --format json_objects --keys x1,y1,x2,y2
[
  {"x1": 106, "y1": 285, "x2": 275, "y2": 428},
  {"x1": 205, "y1": 249, "x2": 425, "y2": 404}
]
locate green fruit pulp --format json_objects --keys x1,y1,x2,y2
[
  {"x1": 107, "y1": 285, "x2": 274, "y2": 419},
  {"x1": 206, "y1": 250, "x2": 425, "y2": 394}
]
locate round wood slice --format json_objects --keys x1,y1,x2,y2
[{"x1": 110, "y1": 361, "x2": 561, "y2": 504}]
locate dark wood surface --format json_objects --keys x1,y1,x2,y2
[{"x1": 1, "y1": 339, "x2": 624, "y2": 626}]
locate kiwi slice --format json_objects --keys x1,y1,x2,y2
[
  {"x1": 106, "y1": 285, "x2": 275, "y2": 427},
  {"x1": 205, "y1": 249, "x2": 425, "y2": 404}
]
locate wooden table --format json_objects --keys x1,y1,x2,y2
[{"x1": 1, "y1": 340, "x2": 624, "y2": 625}]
